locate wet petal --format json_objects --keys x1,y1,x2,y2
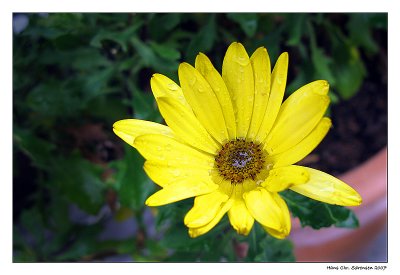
[
  {"x1": 145, "y1": 178, "x2": 218, "y2": 206},
  {"x1": 264, "y1": 80, "x2": 330, "y2": 155},
  {"x1": 243, "y1": 187, "x2": 282, "y2": 230},
  {"x1": 157, "y1": 96, "x2": 220, "y2": 154},
  {"x1": 228, "y1": 198, "x2": 254, "y2": 236},
  {"x1": 222, "y1": 42, "x2": 254, "y2": 138},
  {"x1": 184, "y1": 191, "x2": 229, "y2": 228},
  {"x1": 179, "y1": 62, "x2": 228, "y2": 143},
  {"x1": 263, "y1": 165, "x2": 309, "y2": 192},
  {"x1": 188, "y1": 199, "x2": 234, "y2": 238},
  {"x1": 113, "y1": 119, "x2": 173, "y2": 147},
  {"x1": 247, "y1": 47, "x2": 271, "y2": 141},
  {"x1": 144, "y1": 160, "x2": 211, "y2": 187},
  {"x1": 290, "y1": 166, "x2": 362, "y2": 206},
  {"x1": 255, "y1": 52, "x2": 288, "y2": 142},
  {"x1": 150, "y1": 73, "x2": 190, "y2": 109},
  {"x1": 134, "y1": 134, "x2": 214, "y2": 168},
  {"x1": 195, "y1": 53, "x2": 237, "y2": 139},
  {"x1": 267, "y1": 117, "x2": 331, "y2": 167},
  {"x1": 262, "y1": 193, "x2": 291, "y2": 239}
]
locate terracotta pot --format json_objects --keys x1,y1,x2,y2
[{"x1": 290, "y1": 147, "x2": 387, "y2": 262}]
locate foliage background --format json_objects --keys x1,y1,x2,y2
[{"x1": 13, "y1": 13, "x2": 387, "y2": 262}]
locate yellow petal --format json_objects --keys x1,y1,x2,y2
[
  {"x1": 243, "y1": 187, "x2": 282, "y2": 230},
  {"x1": 150, "y1": 73, "x2": 190, "y2": 109},
  {"x1": 145, "y1": 178, "x2": 219, "y2": 206},
  {"x1": 263, "y1": 165, "x2": 310, "y2": 192},
  {"x1": 134, "y1": 134, "x2": 214, "y2": 168},
  {"x1": 113, "y1": 119, "x2": 173, "y2": 147},
  {"x1": 222, "y1": 42, "x2": 254, "y2": 138},
  {"x1": 247, "y1": 47, "x2": 271, "y2": 141},
  {"x1": 144, "y1": 160, "x2": 211, "y2": 187},
  {"x1": 255, "y1": 52, "x2": 288, "y2": 142},
  {"x1": 156, "y1": 96, "x2": 220, "y2": 154},
  {"x1": 264, "y1": 80, "x2": 330, "y2": 155},
  {"x1": 184, "y1": 191, "x2": 229, "y2": 228},
  {"x1": 195, "y1": 53, "x2": 237, "y2": 139},
  {"x1": 188, "y1": 199, "x2": 234, "y2": 238},
  {"x1": 267, "y1": 117, "x2": 331, "y2": 167},
  {"x1": 262, "y1": 193, "x2": 291, "y2": 239},
  {"x1": 289, "y1": 166, "x2": 362, "y2": 206},
  {"x1": 228, "y1": 199, "x2": 254, "y2": 236},
  {"x1": 179, "y1": 62, "x2": 228, "y2": 143}
]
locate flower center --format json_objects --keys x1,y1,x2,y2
[{"x1": 215, "y1": 139, "x2": 266, "y2": 184}]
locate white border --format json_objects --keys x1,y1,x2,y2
[{"x1": 2, "y1": 1, "x2": 399, "y2": 274}]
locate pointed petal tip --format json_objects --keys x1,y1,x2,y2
[
  {"x1": 151, "y1": 73, "x2": 162, "y2": 80},
  {"x1": 144, "y1": 198, "x2": 151, "y2": 206},
  {"x1": 351, "y1": 193, "x2": 363, "y2": 206},
  {"x1": 311, "y1": 80, "x2": 330, "y2": 95}
]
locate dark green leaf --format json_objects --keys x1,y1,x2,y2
[
  {"x1": 50, "y1": 153, "x2": 106, "y2": 215},
  {"x1": 333, "y1": 47, "x2": 366, "y2": 100},
  {"x1": 125, "y1": 79, "x2": 161, "y2": 122},
  {"x1": 185, "y1": 15, "x2": 216, "y2": 62},
  {"x1": 281, "y1": 190, "x2": 359, "y2": 229},
  {"x1": 149, "y1": 41, "x2": 181, "y2": 61},
  {"x1": 254, "y1": 235, "x2": 295, "y2": 262},
  {"x1": 227, "y1": 13, "x2": 258, "y2": 37},
  {"x1": 13, "y1": 128, "x2": 55, "y2": 169},
  {"x1": 90, "y1": 20, "x2": 143, "y2": 52},
  {"x1": 26, "y1": 81, "x2": 84, "y2": 117},
  {"x1": 112, "y1": 145, "x2": 154, "y2": 211},
  {"x1": 347, "y1": 14, "x2": 379, "y2": 54},
  {"x1": 286, "y1": 14, "x2": 306, "y2": 46},
  {"x1": 131, "y1": 37, "x2": 179, "y2": 72},
  {"x1": 311, "y1": 47, "x2": 336, "y2": 85}
]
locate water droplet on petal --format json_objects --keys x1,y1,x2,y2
[
  {"x1": 197, "y1": 85, "x2": 205, "y2": 93},
  {"x1": 189, "y1": 76, "x2": 197, "y2": 86},
  {"x1": 172, "y1": 169, "x2": 181, "y2": 176},
  {"x1": 167, "y1": 83, "x2": 179, "y2": 91}
]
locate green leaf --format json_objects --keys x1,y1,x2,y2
[
  {"x1": 185, "y1": 15, "x2": 216, "y2": 62},
  {"x1": 333, "y1": 47, "x2": 366, "y2": 100},
  {"x1": 13, "y1": 128, "x2": 55, "y2": 169},
  {"x1": 90, "y1": 20, "x2": 143, "y2": 52},
  {"x1": 50, "y1": 153, "x2": 106, "y2": 215},
  {"x1": 281, "y1": 190, "x2": 359, "y2": 229},
  {"x1": 311, "y1": 47, "x2": 336, "y2": 86},
  {"x1": 54, "y1": 223, "x2": 105, "y2": 261},
  {"x1": 131, "y1": 37, "x2": 179, "y2": 72},
  {"x1": 347, "y1": 14, "x2": 379, "y2": 54},
  {"x1": 125, "y1": 79, "x2": 161, "y2": 122},
  {"x1": 285, "y1": 14, "x2": 306, "y2": 46},
  {"x1": 227, "y1": 13, "x2": 258, "y2": 37},
  {"x1": 148, "y1": 13, "x2": 182, "y2": 40},
  {"x1": 112, "y1": 145, "x2": 154, "y2": 211},
  {"x1": 26, "y1": 81, "x2": 84, "y2": 118},
  {"x1": 254, "y1": 234, "x2": 295, "y2": 262},
  {"x1": 149, "y1": 41, "x2": 181, "y2": 61}
]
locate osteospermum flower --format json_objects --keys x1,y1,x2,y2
[{"x1": 113, "y1": 42, "x2": 362, "y2": 239}]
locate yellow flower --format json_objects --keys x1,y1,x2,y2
[{"x1": 113, "y1": 42, "x2": 362, "y2": 239}]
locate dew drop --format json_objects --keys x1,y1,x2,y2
[
  {"x1": 171, "y1": 169, "x2": 181, "y2": 176},
  {"x1": 197, "y1": 85, "x2": 205, "y2": 93},
  {"x1": 235, "y1": 56, "x2": 249, "y2": 66},
  {"x1": 189, "y1": 76, "x2": 197, "y2": 86},
  {"x1": 167, "y1": 83, "x2": 179, "y2": 91}
]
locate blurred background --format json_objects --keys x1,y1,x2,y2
[{"x1": 13, "y1": 13, "x2": 387, "y2": 262}]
